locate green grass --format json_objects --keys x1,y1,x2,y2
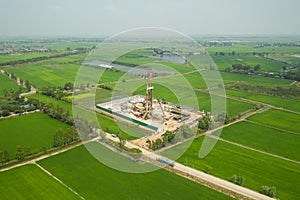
[
  {"x1": 0, "y1": 113, "x2": 69, "y2": 157},
  {"x1": 132, "y1": 83, "x2": 253, "y2": 118},
  {"x1": 95, "y1": 88, "x2": 112, "y2": 102},
  {"x1": 220, "y1": 72, "x2": 292, "y2": 86},
  {"x1": 98, "y1": 69, "x2": 136, "y2": 83},
  {"x1": 5, "y1": 60, "x2": 137, "y2": 89},
  {"x1": 5, "y1": 63, "x2": 80, "y2": 88},
  {"x1": 248, "y1": 109, "x2": 300, "y2": 133},
  {"x1": 162, "y1": 136, "x2": 300, "y2": 200},
  {"x1": 28, "y1": 94, "x2": 144, "y2": 140},
  {"x1": 28, "y1": 93, "x2": 72, "y2": 113},
  {"x1": 221, "y1": 88, "x2": 300, "y2": 112},
  {"x1": 212, "y1": 55, "x2": 287, "y2": 71},
  {"x1": 0, "y1": 73, "x2": 25, "y2": 96},
  {"x1": 206, "y1": 45, "x2": 300, "y2": 55},
  {"x1": 0, "y1": 53, "x2": 57, "y2": 64},
  {"x1": 214, "y1": 121, "x2": 300, "y2": 161},
  {"x1": 0, "y1": 164, "x2": 79, "y2": 199},
  {"x1": 38, "y1": 142, "x2": 233, "y2": 200},
  {"x1": 184, "y1": 71, "x2": 292, "y2": 89},
  {"x1": 268, "y1": 54, "x2": 300, "y2": 65},
  {"x1": 195, "y1": 91, "x2": 254, "y2": 118},
  {"x1": 96, "y1": 114, "x2": 145, "y2": 140}
]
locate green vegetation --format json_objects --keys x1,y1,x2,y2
[
  {"x1": 205, "y1": 45, "x2": 300, "y2": 55},
  {"x1": 0, "y1": 164, "x2": 79, "y2": 199},
  {"x1": 0, "y1": 73, "x2": 24, "y2": 97},
  {"x1": 248, "y1": 109, "x2": 300, "y2": 133},
  {"x1": 28, "y1": 93, "x2": 144, "y2": 140},
  {"x1": 5, "y1": 62, "x2": 80, "y2": 88},
  {"x1": 162, "y1": 136, "x2": 300, "y2": 200},
  {"x1": 213, "y1": 121, "x2": 300, "y2": 161},
  {"x1": 219, "y1": 88, "x2": 300, "y2": 112},
  {"x1": 212, "y1": 55, "x2": 286, "y2": 71},
  {"x1": 220, "y1": 72, "x2": 293, "y2": 86},
  {"x1": 0, "y1": 53, "x2": 56, "y2": 65},
  {"x1": 0, "y1": 113, "x2": 69, "y2": 158},
  {"x1": 129, "y1": 81, "x2": 254, "y2": 118},
  {"x1": 28, "y1": 93, "x2": 72, "y2": 113},
  {"x1": 96, "y1": 115, "x2": 145, "y2": 140},
  {"x1": 38, "y1": 142, "x2": 233, "y2": 200}
]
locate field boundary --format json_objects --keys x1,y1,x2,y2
[
  {"x1": 207, "y1": 135, "x2": 300, "y2": 165},
  {"x1": 35, "y1": 163, "x2": 85, "y2": 200},
  {"x1": 245, "y1": 119, "x2": 300, "y2": 136}
]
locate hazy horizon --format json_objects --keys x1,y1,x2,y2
[{"x1": 0, "y1": 0, "x2": 299, "y2": 37}]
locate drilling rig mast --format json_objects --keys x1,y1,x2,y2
[{"x1": 145, "y1": 70, "x2": 153, "y2": 112}]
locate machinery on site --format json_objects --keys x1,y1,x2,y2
[{"x1": 157, "y1": 157, "x2": 175, "y2": 167}]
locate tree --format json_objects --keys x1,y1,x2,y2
[
  {"x1": 243, "y1": 65, "x2": 251, "y2": 71},
  {"x1": 24, "y1": 80, "x2": 31, "y2": 89},
  {"x1": 118, "y1": 135, "x2": 126, "y2": 149},
  {"x1": 53, "y1": 128, "x2": 65, "y2": 147},
  {"x1": 230, "y1": 175, "x2": 237, "y2": 183},
  {"x1": 67, "y1": 127, "x2": 79, "y2": 142},
  {"x1": 64, "y1": 82, "x2": 73, "y2": 90},
  {"x1": 205, "y1": 165, "x2": 212, "y2": 174},
  {"x1": 254, "y1": 64, "x2": 261, "y2": 71},
  {"x1": 3, "y1": 150, "x2": 9, "y2": 163},
  {"x1": 0, "y1": 151, "x2": 4, "y2": 163},
  {"x1": 151, "y1": 138, "x2": 163, "y2": 150},
  {"x1": 3, "y1": 89, "x2": 8, "y2": 99},
  {"x1": 260, "y1": 186, "x2": 276, "y2": 198},
  {"x1": 282, "y1": 66, "x2": 287, "y2": 71},
  {"x1": 16, "y1": 145, "x2": 25, "y2": 161},
  {"x1": 224, "y1": 67, "x2": 231, "y2": 72},
  {"x1": 230, "y1": 174, "x2": 244, "y2": 186},
  {"x1": 198, "y1": 116, "x2": 211, "y2": 130},
  {"x1": 236, "y1": 176, "x2": 244, "y2": 186},
  {"x1": 0, "y1": 110, "x2": 10, "y2": 117},
  {"x1": 216, "y1": 112, "x2": 230, "y2": 124}
]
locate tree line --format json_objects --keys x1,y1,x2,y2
[
  {"x1": 53, "y1": 127, "x2": 80, "y2": 147},
  {"x1": 228, "y1": 82, "x2": 300, "y2": 100},
  {"x1": 40, "y1": 82, "x2": 73, "y2": 100},
  {"x1": 0, "y1": 51, "x2": 86, "y2": 66}
]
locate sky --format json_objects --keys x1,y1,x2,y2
[{"x1": 0, "y1": 0, "x2": 299, "y2": 37}]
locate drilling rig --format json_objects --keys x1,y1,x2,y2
[{"x1": 143, "y1": 70, "x2": 153, "y2": 120}]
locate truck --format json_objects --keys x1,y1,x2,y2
[{"x1": 157, "y1": 157, "x2": 175, "y2": 167}]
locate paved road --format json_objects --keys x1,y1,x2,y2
[{"x1": 106, "y1": 134, "x2": 273, "y2": 200}]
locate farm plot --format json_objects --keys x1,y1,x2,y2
[
  {"x1": 0, "y1": 112, "x2": 69, "y2": 157},
  {"x1": 206, "y1": 45, "x2": 300, "y2": 55},
  {"x1": 28, "y1": 94, "x2": 144, "y2": 140},
  {"x1": 5, "y1": 61, "x2": 137, "y2": 89},
  {"x1": 5, "y1": 63, "x2": 80, "y2": 88},
  {"x1": 0, "y1": 73, "x2": 25, "y2": 96},
  {"x1": 212, "y1": 55, "x2": 286, "y2": 72},
  {"x1": 38, "y1": 142, "x2": 233, "y2": 200},
  {"x1": 28, "y1": 94, "x2": 72, "y2": 113},
  {"x1": 220, "y1": 72, "x2": 292, "y2": 86},
  {"x1": 0, "y1": 53, "x2": 56, "y2": 65},
  {"x1": 162, "y1": 136, "x2": 300, "y2": 200},
  {"x1": 247, "y1": 109, "x2": 300, "y2": 133},
  {"x1": 213, "y1": 121, "x2": 300, "y2": 161},
  {"x1": 0, "y1": 164, "x2": 79, "y2": 199},
  {"x1": 132, "y1": 82, "x2": 253, "y2": 118},
  {"x1": 173, "y1": 70, "x2": 292, "y2": 91},
  {"x1": 220, "y1": 88, "x2": 300, "y2": 112}
]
